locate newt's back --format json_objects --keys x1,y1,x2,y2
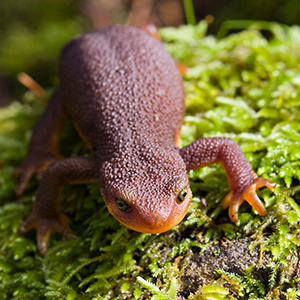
[{"x1": 59, "y1": 25, "x2": 185, "y2": 153}]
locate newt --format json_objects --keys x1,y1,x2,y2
[{"x1": 15, "y1": 25, "x2": 275, "y2": 257}]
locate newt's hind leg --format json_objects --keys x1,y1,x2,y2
[
  {"x1": 15, "y1": 90, "x2": 68, "y2": 195},
  {"x1": 179, "y1": 137, "x2": 275, "y2": 222}
]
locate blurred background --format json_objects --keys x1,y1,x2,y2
[{"x1": 0, "y1": 0, "x2": 299, "y2": 105}]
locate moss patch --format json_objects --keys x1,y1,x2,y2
[{"x1": 1, "y1": 22, "x2": 300, "y2": 299}]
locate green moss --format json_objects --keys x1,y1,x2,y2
[{"x1": 1, "y1": 22, "x2": 300, "y2": 299}]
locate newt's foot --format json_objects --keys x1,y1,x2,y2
[
  {"x1": 221, "y1": 177, "x2": 275, "y2": 222},
  {"x1": 19, "y1": 211, "x2": 75, "y2": 257},
  {"x1": 14, "y1": 153, "x2": 62, "y2": 196}
]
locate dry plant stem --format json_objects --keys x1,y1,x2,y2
[{"x1": 17, "y1": 72, "x2": 45, "y2": 97}]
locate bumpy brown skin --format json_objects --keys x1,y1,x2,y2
[{"x1": 15, "y1": 25, "x2": 275, "y2": 257}]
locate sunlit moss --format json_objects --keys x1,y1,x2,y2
[{"x1": 0, "y1": 22, "x2": 300, "y2": 299}]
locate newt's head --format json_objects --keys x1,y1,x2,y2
[{"x1": 99, "y1": 145, "x2": 192, "y2": 233}]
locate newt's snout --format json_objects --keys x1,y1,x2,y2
[{"x1": 102, "y1": 184, "x2": 192, "y2": 234}]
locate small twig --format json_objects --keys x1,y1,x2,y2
[{"x1": 17, "y1": 72, "x2": 45, "y2": 97}]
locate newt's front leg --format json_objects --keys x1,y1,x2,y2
[
  {"x1": 179, "y1": 137, "x2": 275, "y2": 222},
  {"x1": 19, "y1": 157, "x2": 96, "y2": 257}
]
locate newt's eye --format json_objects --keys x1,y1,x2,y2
[
  {"x1": 115, "y1": 198, "x2": 132, "y2": 212},
  {"x1": 177, "y1": 187, "x2": 188, "y2": 202}
]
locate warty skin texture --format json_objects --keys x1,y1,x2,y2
[{"x1": 15, "y1": 25, "x2": 275, "y2": 257}]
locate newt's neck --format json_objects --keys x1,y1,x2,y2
[{"x1": 93, "y1": 132, "x2": 177, "y2": 165}]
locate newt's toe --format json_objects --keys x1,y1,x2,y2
[
  {"x1": 15, "y1": 167, "x2": 35, "y2": 196},
  {"x1": 222, "y1": 190, "x2": 243, "y2": 222}
]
